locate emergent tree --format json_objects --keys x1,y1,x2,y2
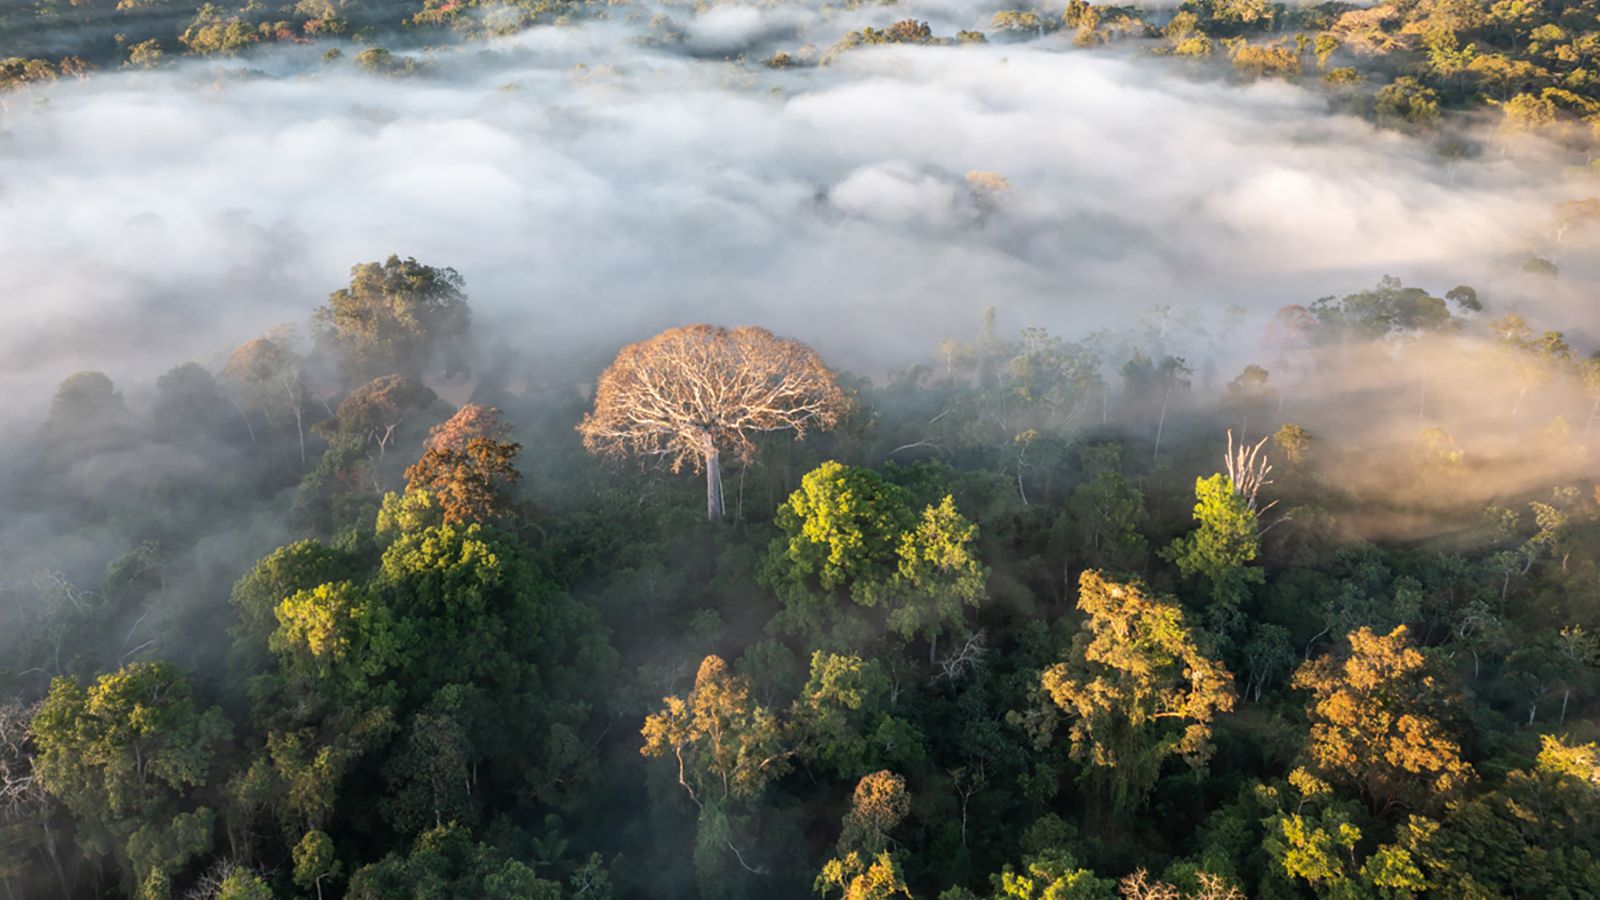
[{"x1": 578, "y1": 325, "x2": 847, "y2": 522}]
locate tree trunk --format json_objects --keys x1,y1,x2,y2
[
  {"x1": 284, "y1": 380, "x2": 306, "y2": 467},
  {"x1": 737, "y1": 466, "x2": 746, "y2": 524},
  {"x1": 232, "y1": 398, "x2": 256, "y2": 441},
  {"x1": 1015, "y1": 448, "x2": 1029, "y2": 507},
  {"x1": 1153, "y1": 391, "x2": 1170, "y2": 463},
  {"x1": 704, "y1": 445, "x2": 724, "y2": 523},
  {"x1": 44, "y1": 827, "x2": 70, "y2": 900}
]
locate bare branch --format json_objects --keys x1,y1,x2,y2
[{"x1": 1224, "y1": 429, "x2": 1273, "y2": 511}]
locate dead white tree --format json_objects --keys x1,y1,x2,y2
[
  {"x1": 934, "y1": 631, "x2": 988, "y2": 682},
  {"x1": 1120, "y1": 868, "x2": 1245, "y2": 900},
  {"x1": 1224, "y1": 429, "x2": 1276, "y2": 515}
]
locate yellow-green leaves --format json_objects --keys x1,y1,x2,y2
[
  {"x1": 779, "y1": 461, "x2": 915, "y2": 596},
  {"x1": 1162, "y1": 474, "x2": 1264, "y2": 621},
  {"x1": 772, "y1": 461, "x2": 988, "y2": 646}
]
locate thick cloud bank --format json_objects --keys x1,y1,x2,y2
[{"x1": 0, "y1": 13, "x2": 1592, "y2": 413}]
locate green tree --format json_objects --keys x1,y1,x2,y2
[
  {"x1": 883, "y1": 495, "x2": 988, "y2": 657},
  {"x1": 345, "y1": 823, "x2": 558, "y2": 899},
  {"x1": 1375, "y1": 77, "x2": 1441, "y2": 128},
  {"x1": 1162, "y1": 474, "x2": 1265, "y2": 627},
  {"x1": 1396, "y1": 735, "x2": 1600, "y2": 894},
  {"x1": 988, "y1": 849, "x2": 1114, "y2": 898},
  {"x1": 292, "y1": 829, "x2": 340, "y2": 900},
  {"x1": 313, "y1": 255, "x2": 471, "y2": 383},
  {"x1": 772, "y1": 461, "x2": 915, "y2": 601},
  {"x1": 793, "y1": 651, "x2": 891, "y2": 778},
  {"x1": 215, "y1": 868, "x2": 275, "y2": 899},
  {"x1": 380, "y1": 687, "x2": 476, "y2": 836},
  {"x1": 227, "y1": 539, "x2": 360, "y2": 679},
  {"x1": 45, "y1": 371, "x2": 127, "y2": 445},
  {"x1": 32, "y1": 662, "x2": 230, "y2": 894},
  {"x1": 1056, "y1": 444, "x2": 1147, "y2": 576}
]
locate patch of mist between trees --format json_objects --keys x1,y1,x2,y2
[
  {"x1": 1238, "y1": 333, "x2": 1598, "y2": 531},
  {"x1": 0, "y1": 14, "x2": 1592, "y2": 425}
]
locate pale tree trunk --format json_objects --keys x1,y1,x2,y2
[
  {"x1": 704, "y1": 445, "x2": 724, "y2": 523},
  {"x1": 1153, "y1": 390, "x2": 1171, "y2": 463},
  {"x1": 283, "y1": 378, "x2": 305, "y2": 467},
  {"x1": 230, "y1": 400, "x2": 257, "y2": 445},
  {"x1": 43, "y1": 826, "x2": 70, "y2": 900}
]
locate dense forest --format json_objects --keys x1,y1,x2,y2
[
  {"x1": 4, "y1": 0, "x2": 1600, "y2": 897},
  {"x1": 2, "y1": 252, "x2": 1599, "y2": 898}
]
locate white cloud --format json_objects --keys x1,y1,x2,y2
[{"x1": 0, "y1": 22, "x2": 1593, "y2": 416}]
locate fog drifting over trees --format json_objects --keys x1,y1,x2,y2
[
  {"x1": 6, "y1": 1, "x2": 1600, "y2": 897},
  {"x1": 2, "y1": 6, "x2": 1594, "y2": 412}
]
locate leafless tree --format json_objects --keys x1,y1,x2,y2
[
  {"x1": 934, "y1": 631, "x2": 988, "y2": 682},
  {"x1": 1224, "y1": 429, "x2": 1276, "y2": 514},
  {"x1": 0, "y1": 703, "x2": 72, "y2": 899},
  {"x1": 1120, "y1": 869, "x2": 1244, "y2": 900},
  {"x1": 578, "y1": 325, "x2": 847, "y2": 522},
  {"x1": 185, "y1": 858, "x2": 270, "y2": 900}
]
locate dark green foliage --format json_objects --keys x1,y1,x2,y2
[{"x1": 6, "y1": 243, "x2": 1600, "y2": 900}]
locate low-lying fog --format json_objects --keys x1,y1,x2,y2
[{"x1": 1, "y1": 3, "x2": 1595, "y2": 418}]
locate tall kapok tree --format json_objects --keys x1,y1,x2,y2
[{"x1": 577, "y1": 325, "x2": 847, "y2": 522}]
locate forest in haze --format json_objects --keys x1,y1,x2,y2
[{"x1": 3, "y1": 0, "x2": 1600, "y2": 897}]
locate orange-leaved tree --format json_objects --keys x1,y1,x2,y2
[{"x1": 1292, "y1": 625, "x2": 1474, "y2": 817}]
